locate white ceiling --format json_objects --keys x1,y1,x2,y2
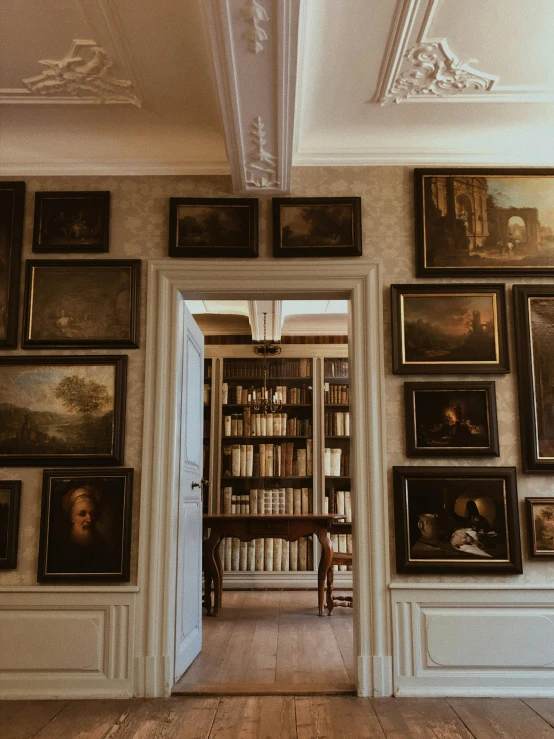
[{"x1": 1, "y1": 0, "x2": 554, "y2": 177}]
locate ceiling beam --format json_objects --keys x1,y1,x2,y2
[
  {"x1": 249, "y1": 300, "x2": 283, "y2": 341},
  {"x1": 205, "y1": 0, "x2": 300, "y2": 194}
]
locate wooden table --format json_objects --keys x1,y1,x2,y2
[{"x1": 202, "y1": 514, "x2": 345, "y2": 616}]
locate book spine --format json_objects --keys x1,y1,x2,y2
[
  {"x1": 264, "y1": 538, "x2": 274, "y2": 571},
  {"x1": 255, "y1": 539, "x2": 265, "y2": 570}
]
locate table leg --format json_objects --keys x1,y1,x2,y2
[
  {"x1": 204, "y1": 531, "x2": 222, "y2": 616},
  {"x1": 317, "y1": 529, "x2": 334, "y2": 616}
]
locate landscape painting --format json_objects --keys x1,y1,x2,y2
[
  {"x1": 33, "y1": 191, "x2": 110, "y2": 253},
  {"x1": 415, "y1": 169, "x2": 554, "y2": 275},
  {"x1": 0, "y1": 182, "x2": 25, "y2": 348},
  {"x1": 391, "y1": 285, "x2": 509, "y2": 374},
  {"x1": 526, "y1": 498, "x2": 554, "y2": 557},
  {"x1": 168, "y1": 198, "x2": 258, "y2": 257},
  {"x1": 0, "y1": 357, "x2": 126, "y2": 466},
  {"x1": 273, "y1": 197, "x2": 362, "y2": 257},
  {"x1": 23, "y1": 260, "x2": 140, "y2": 348}
]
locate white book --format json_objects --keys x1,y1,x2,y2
[
  {"x1": 285, "y1": 488, "x2": 294, "y2": 514},
  {"x1": 289, "y1": 541, "x2": 298, "y2": 571},
  {"x1": 324, "y1": 447, "x2": 331, "y2": 476},
  {"x1": 255, "y1": 539, "x2": 265, "y2": 570},
  {"x1": 273, "y1": 538, "x2": 282, "y2": 571},
  {"x1": 231, "y1": 538, "x2": 240, "y2": 571},
  {"x1": 259, "y1": 443, "x2": 266, "y2": 477},
  {"x1": 330, "y1": 448, "x2": 342, "y2": 477},
  {"x1": 272, "y1": 489, "x2": 280, "y2": 514},
  {"x1": 281, "y1": 540, "x2": 290, "y2": 571},
  {"x1": 235, "y1": 385, "x2": 242, "y2": 404},
  {"x1": 293, "y1": 488, "x2": 302, "y2": 514},
  {"x1": 231, "y1": 445, "x2": 241, "y2": 476},
  {"x1": 323, "y1": 497, "x2": 329, "y2": 514},
  {"x1": 298, "y1": 537, "x2": 308, "y2": 571},
  {"x1": 222, "y1": 382, "x2": 228, "y2": 404},
  {"x1": 266, "y1": 445, "x2": 274, "y2": 477},
  {"x1": 281, "y1": 413, "x2": 288, "y2": 435},
  {"x1": 231, "y1": 416, "x2": 238, "y2": 436},
  {"x1": 261, "y1": 415, "x2": 267, "y2": 437},
  {"x1": 306, "y1": 439, "x2": 313, "y2": 476},
  {"x1": 297, "y1": 448, "x2": 307, "y2": 477},
  {"x1": 248, "y1": 540, "x2": 256, "y2": 571},
  {"x1": 267, "y1": 414, "x2": 274, "y2": 436},
  {"x1": 336, "y1": 412, "x2": 344, "y2": 437},
  {"x1": 345, "y1": 491, "x2": 352, "y2": 522},
  {"x1": 344, "y1": 412, "x2": 350, "y2": 437},
  {"x1": 336, "y1": 490, "x2": 345, "y2": 516},
  {"x1": 301, "y1": 487, "x2": 310, "y2": 514},
  {"x1": 223, "y1": 486, "x2": 232, "y2": 514},
  {"x1": 338, "y1": 534, "x2": 348, "y2": 571},
  {"x1": 224, "y1": 416, "x2": 232, "y2": 436},
  {"x1": 240, "y1": 541, "x2": 248, "y2": 571},
  {"x1": 246, "y1": 444, "x2": 254, "y2": 477},
  {"x1": 239, "y1": 444, "x2": 247, "y2": 477},
  {"x1": 224, "y1": 537, "x2": 233, "y2": 571},
  {"x1": 237, "y1": 419, "x2": 243, "y2": 436},
  {"x1": 254, "y1": 414, "x2": 260, "y2": 437},
  {"x1": 275, "y1": 445, "x2": 281, "y2": 476},
  {"x1": 231, "y1": 502, "x2": 237, "y2": 514},
  {"x1": 264, "y1": 538, "x2": 274, "y2": 571},
  {"x1": 257, "y1": 488, "x2": 265, "y2": 514},
  {"x1": 279, "y1": 488, "x2": 286, "y2": 513},
  {"x1": 273, "y1": 413, "x2": 281, "y2": 436},
  {"x1": 249, "y1": 488, "x2": 258, "y2": 514}
]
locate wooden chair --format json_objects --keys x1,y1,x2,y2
[{"x1": 326, "y1": 490, "x2": 353, "y2": 615}]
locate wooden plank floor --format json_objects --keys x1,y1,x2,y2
[
  {"x1": 173, "y1": 590, "x2": 355, "y2": 694},
  {"x1": 2, "y1": 697, "x2": 554, "y2": 738}
]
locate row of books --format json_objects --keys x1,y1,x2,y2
[
  {"x1": 324, "y1": 358, "x2": 349, "y2": 378},
  {"x1": 222, "y1": 441, "x2": 313, "y2": 477},
  {"x1": 224, "y1": 412, "x2": 312, "y2": 438},
  {"x1": 330, "y1": 533, "x2": 353, "y2": 571},
  {"x1": 222, "y1": 486, "x2": 312, "y2": 514},
  {"x1": 204, "y1": 384, "x2": 211, "y2": 406},
  {"x1": 324, "y1": 383, "x2": 349, "y2": 405},
  {"x1": 224, "y1": 358, "x2": 312, "y2": 378},
  {"x1": 220, "y1": 537, "x2": 314, "y2": 572},
  {"x1": 324, "y1": 489, "x2": 352, "y2": 521},
  {"x1": 222, "y1": 384, "x2": 312, "y2": 405},
  {"x1": 324, "y1": 411, "x2": 350, "y2": 437},
  {"x1": 324, "y1": 448, "x2": 350, "y2": 477}
]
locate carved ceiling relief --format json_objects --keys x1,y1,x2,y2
[
  {"x1": 22, "y1": 39, "x2": 141, "y2": 106},
  {"x1": 245, "y1": 116, "x2": 279, "y2": 188},
  {"x1": 240, "y1": 0, "x2": 269, "y2": 53}
]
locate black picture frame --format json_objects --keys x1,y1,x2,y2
[
  {"x1": 414, "y1": 168, "x2": 554, "y2": 276},
  {"x1": 32, "y1": 191, "x2": 110, "y2": 253},
  {"x1": 0, "y1": 182, "x2": 25, "y2": 348},
  {"x1": 404, "y1": 381, "x2": 499, "y2": 457},
  {"x1": 22, "y1": 259, "x2": 141, "y2": 349},
  {"x1": 0, "y1": 356, "x2": 127, "y2": 466},
  {"x1": 526, "y1": 498, "x2": 554, "y2": 557},
  {"x1": 514, "y1": 285, "x2": 554, "y2": 472},
  {"x1": 0, "y1": 481, "x2": 21, "y2": 569},
  {"x1": 272, "y1": 197, "x2": 362, "y2": 257},
  {"x1": 38, "y1": 468, "x2": 133, "y2": 583},
  {"x1": 168, "y1": 198, "x2": 258, "y2": 258},
  {"x1": 391, "y1": 284, "x2": 509, "y2": 374},
  {"x1": 393, "y1": 466, "x2": 522, "y2": 574}
]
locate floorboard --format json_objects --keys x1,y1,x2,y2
[
  {"x1": 448, "y1": 697, "x2": 554, "y2": 739},
  {"x1": 0, "y1": 700, "x2": 67, "y2": 739},
  {"x1": 372, "y1": 697, "x2": 475, "y2": 738},
  {"x1": 523, "y1": 698, "x2": 554, "y2": 728},
  {"x1": 104, "y1": 697, "x2": 220, "y2": 739},
  {"x1": 209, "y1": 696, "x2": 296, "y2": 739},
  {"x1": 32, "y1": 700, "x2": 132, "y2": 739},
  {"x1": 296, "y1": 696, "x2": 385, "y2": 739}
]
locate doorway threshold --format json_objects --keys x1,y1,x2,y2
[{"x1": 172, "y1": 682, "x2": 356, "y2": 696}]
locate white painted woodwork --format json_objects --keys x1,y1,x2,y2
[
  {"x1": 173, "y1": 307, "x2": 204, "y2": 682},
  {"x1": 391, "y1": 585, "x2": 554, "y2": 696},
  {"x1": 137, "y1": 259, "x2": 389, "y2": 697}
]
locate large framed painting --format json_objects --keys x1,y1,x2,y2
[
  {"x1": 22, "y1": 259, "x2": 141, "y2": 349},
  {"x1": 526, "y1": 498, "x2": 554, "y2": 557},
  {"x1": 272, "y1": 197, "x2": 362, "y2": 257},
  {"x1": 0, "y1": 181, "x2": 25, "y2": 348},
  {"x1": 0, "y1": 481, "x2": 21, "y2": 569},
  {"x1": 38, "y1": 468, "x2": 133, "y2": 583},
  {"x1": 514, "y1": 285, "x2": 554, "y2": 472},
  {"x1": 32, "y1": 191, "x2": 110, "y2": 253},
  {"x1": 0, "y1": 356, "x2": 127, "y2": 466},
  {"x1": 168, "y1": 198, "x2": 258, "y2": 258},
  {"x1": 404, "y1": 381, "x2": 499, "y2": 457},
  {"x1": 415, "y1": 168, "x2": 554, "y2": 276},
  {"x1": 393, "y1": 467, "x2": 522, "y2": 574},
  {"x1": 391, "y1": 284, "x2": 509, "y2": 374}
]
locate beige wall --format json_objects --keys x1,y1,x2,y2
[{"x1": 0, "y1": 167, "x2": 551, "y2": 587}]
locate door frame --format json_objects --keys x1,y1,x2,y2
[{"x1": 134, "y1": 259, "x2": 393, "y2": 697}]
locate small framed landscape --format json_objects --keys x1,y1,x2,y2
[
  {"x1": 514, "y1": 285, "x2": 554, "y2": 472},
  {"x1": 32, "y1": 191, "x2": 110, "y2": 253},
  {"x1": 404, "y1": 382, "x2": 499, "y2": 457},
  {"x1": 272, "y1": 197, "x2": 362, "y2": 258},
  {"x1": 38, "y1": 468, "x2": 133, "y2": 583},
  {"x1": 391, "y1": 284, "x2": 509, "y2": 374},
  {"x1": 415, "y1": 168, "x2": 554, "y2": 276},
  {"x1": 526, "y1": 498, "x2": 554, "y2": 557},
  {"x1": 23, "y1": 259, "x2": 141, "y2": 349},
  {"x1": 0, "y1": 181, "x2": 25, "y2": 348},
  {"x1": 0, "y1": 481, "x2": 21, "y2": 569},
  {"x1": 0, "y1": 356, "x2": 127, "y2": 466},
  {"x1": 393, "y1": 467, "x2": 522, "y2": 574},
  {"x1": 168, "y1": 198, "x2": 258, "y2": 258}
]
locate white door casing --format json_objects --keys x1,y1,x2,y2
[{"x1": 135, "y1": 259, "x2": 392, "y2": 697}]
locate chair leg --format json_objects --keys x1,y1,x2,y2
[{"x1": 326, "y1": 564, "x2": 334, "y2": 615}]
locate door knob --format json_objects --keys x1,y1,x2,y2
[{"x1": 191, "y1": 481, "x2": 201, "y2": 489}]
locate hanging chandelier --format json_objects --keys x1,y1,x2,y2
[{"x1": 250, "y1": 312, "x2": 282, "y2": 414}]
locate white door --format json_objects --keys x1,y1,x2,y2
[{"x1": 174, "y1": 306, "x2": 204, "y2": 681}]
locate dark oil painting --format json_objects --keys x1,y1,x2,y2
[
  {"x1": 527, "y1": 498, "x2": 554, "y2": 556},
  {"x1": 529, "y1": 298, "x2": 554, "y2": 460},
  {"x1": 0, "y1": 182, "x2": 24, "y2": 348},
  {"x1": 33, "y1": 191, "x2": 109, "y2": 253},
  {"x1": 0, "y1": 357, "x2": 126, "y2": 466},
  {"x1": 0, "y1": 481, "x2": 21, "y2": 569},
  {"x1": 38, "y1": 468, "x2": 132, "y2": 582},
  {"x1": 23, "y1": 260, "x2": 140, "y2": 348},
  {"x1": 416, "y1": 169, "x2": 554, "y2": 275},
  {"x1": 393, "y1": 467, "x2": 521, "y2": 574}
]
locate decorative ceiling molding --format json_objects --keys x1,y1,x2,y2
[
  {"x1": 240, "y1": 0, "x2": 270, "y2": 53},
  {"x1": 293, "y1": 148, "x2": 554, "y2": 167},
  {"x1": 373, "y1": 0, "x2": 554, "y2": 104},
  {"x1": 249, "y1": 300, "x2": 283, "y2": 341},
  {"x1": 0, "y1": 159, "x2": 231, "y2": 176},
  {"x1": 205, "y1": 0, "x2": 300, "y2": 194}
]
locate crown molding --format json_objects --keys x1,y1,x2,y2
[
  {"x1": 293, "y1": 148, "x2": 554, "y2": 167},
  {"x1": 0, "y1": 160, "x2": 231, "y2": 176},
  {"x1": 249, "y1": 299, "x2": 283, "y2": 341},
  {"x1": 205, "y1": 0, "x2": 300, "y2": 194}
]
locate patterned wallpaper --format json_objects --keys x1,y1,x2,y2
[{"x1": 0, "y1": 168, "x2": 551, "y2": 585}]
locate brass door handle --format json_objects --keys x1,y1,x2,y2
[{"x1": 191, "y1": 481, "x2": 201, "y2": 489}]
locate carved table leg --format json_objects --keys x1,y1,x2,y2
[
  {"x1": 317, "y1": 529, "x2": 333, "y2": 616},
  {"x1": 326, "y1": 563, "x2": 335, "y2": 616},
  {"x1": 204, "y1": 530, "x2": 222, "y2": 616}
]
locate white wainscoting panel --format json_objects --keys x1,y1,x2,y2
[
  {"x1": 0, "y1": 589, "x2": 136, "y2": 699},
  {"x1": 391, "y1": 585, "x2": 554, "y2": 696}
]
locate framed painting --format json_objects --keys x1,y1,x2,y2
[
  {"x1": 393, "y1": 467, "x2": 522, "y2": 574},
  {"x1": 32, "y1": 191, "x2": 110, "y2": 253},
  {"x1": 0, "y1": 356, "x2": 127, "y2": 466},
  {"x1": 414, "y1": 168, "x2": 554, "y2": 276},
  {"x1": 168, "y1": 198, "x2": 258, "y2": 258},
  {"x1": 22, "y1": 259, "x2": 141, "y2": 349},
  {"x1": 526, "y1": 498, "x2": 554, "y2": 557},
  {"x1": 272, "y1": 197, "x2": 362, "y2": 257},
  {"x1": 391, "y1": 284, "x2": 509, "y2": 374},
  {"x1": 38, "y1": 468, "x2": 133, "y2": 583},
  {"x1": 0, "y1": 182, "x2": 25, "y2": 348},
  {"x1": 404, "y1": 381, "x2": 499, "y2": 457},
  {"x1": 0, "y1": 481, "x2": 21, "y2": 569},
  {"x1": 514, "y1": 285, "x2": 554, "y2": 472}
]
